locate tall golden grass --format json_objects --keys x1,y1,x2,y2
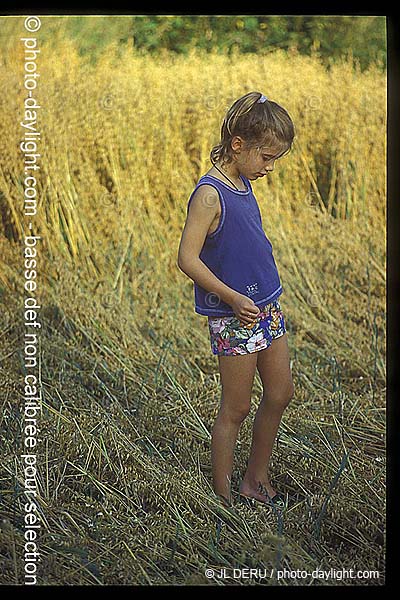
[{"x1": 0, "y1": 34, "x2": 385, "y2": 585}]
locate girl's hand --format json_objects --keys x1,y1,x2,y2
[{"x1": 230, "y1": 293, "x2": 261, "y2": 326}]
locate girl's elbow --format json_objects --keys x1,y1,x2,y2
[
  {"x1": 178, "y1": 254, "x2": 188, "y2": 273},
  {"x1": 178, "y1": 254, "x2": 196, "y2": 274}
]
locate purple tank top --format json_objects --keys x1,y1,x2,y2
[{"x1": 186, "y1": 173, "x2": 283, "y2": 317}]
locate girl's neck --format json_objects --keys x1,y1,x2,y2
[{"x1": 212, "y1": 161, "x2": 243, "y2": 188}]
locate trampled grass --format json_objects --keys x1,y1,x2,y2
[{"x1": 0, "y1": 34, "x2": 385, "y2": 585}]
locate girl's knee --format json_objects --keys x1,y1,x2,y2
[
  {"x1": 264, "y1": 383, "x2": 295, "y2": 409},
  {"x1": 219, "y1": 400, "x2": 251, "y2": 424},
  {"x1": 286, "y1": 382, "x2": 295, "y2": 404}
]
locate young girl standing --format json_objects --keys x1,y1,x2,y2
[{"x1": 178, "y1": 91, "x2": 295, "y2": 510}]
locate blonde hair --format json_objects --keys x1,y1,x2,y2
[{"x1": 210, "y1": 91, "x2": 295, "y2": 167}]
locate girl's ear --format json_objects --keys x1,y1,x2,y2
[{"x1": 231, "y1": 135, "x2": 244, "y2": 151}]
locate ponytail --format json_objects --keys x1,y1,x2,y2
[{"x1": 209, "y1": 91, "x2": 295, "y2": 166}]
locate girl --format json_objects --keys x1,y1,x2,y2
[{"x1": 178, "y1": 91, "x2": 295, "y2": 510}]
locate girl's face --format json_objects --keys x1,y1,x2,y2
[{"x1": 233, "y1": 137, "x2": 290, "y2": 180}]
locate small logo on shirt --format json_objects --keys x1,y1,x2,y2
[{"x1": 246, "y1": 282, "x2": 259, "y2": 297}]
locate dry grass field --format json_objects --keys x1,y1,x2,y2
[{"x1": 0, "y1": 26, "x2": 386, "y2": 585}]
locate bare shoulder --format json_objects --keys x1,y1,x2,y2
[
  {"x1": 178, "y1": 183, "x2": 222, "y2": 265},
  {"x1": 189, "y1": 183, "x2": 221, "y2": 217}
]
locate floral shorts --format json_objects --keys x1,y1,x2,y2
[{"x1": 207, "y1": 299, "x2": 286, "y2": 356}]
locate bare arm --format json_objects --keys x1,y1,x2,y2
[
  {"x1": 177, "y1": 185, "x2": 260, "y2": 322},
  {"x1": 177, "y1": 185, "x2": 237, "y2": 306}
]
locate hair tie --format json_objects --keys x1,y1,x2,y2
[{"x1": 257, "y1": 94, "x2": 268, "y2": 103}]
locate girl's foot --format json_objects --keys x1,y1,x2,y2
[
  {"x1": 214, "y1": 492, "x2": 232, "y2": 508},
  {"x1": 239, "y1": 478, "x2": 284, "y2": 508}
]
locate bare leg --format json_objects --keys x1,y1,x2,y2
[
  {"x1": 240, "y1": 334, "x2": 295, "y2": 501},
  {"x1": 211, "y1": 352, "x2": 258, "y2": 504}
]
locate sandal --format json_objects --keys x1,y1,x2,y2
[{"x1": 239, "y1": 483, "x2": 286, "y2": 510}]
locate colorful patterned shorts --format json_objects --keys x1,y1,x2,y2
[{"x1": 207, "y1": 299, "x2": 286, "y2": 356}]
